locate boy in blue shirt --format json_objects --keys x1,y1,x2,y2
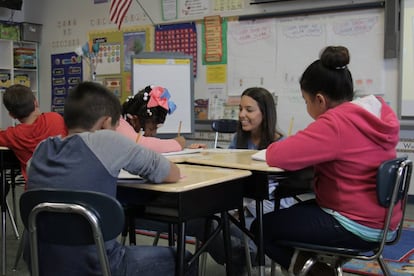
[{"x1": 24, "y1": 81, "x2": 196, "y2": 276}]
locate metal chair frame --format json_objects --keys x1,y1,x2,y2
[
  {"x1": 211, "y1": 119, "x2": 238, "y2": 149},
  {"x1": 271, "y1": 157, "x2": 413, "y2": 276},
  {"x1": 19, "y1": 188, "x2": 125, "y2": 276}
]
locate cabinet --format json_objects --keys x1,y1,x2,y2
[{"x1": 0, "y1": 39, "x2": 38, "y2": 128}]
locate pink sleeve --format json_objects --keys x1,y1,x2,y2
[
  {"x1": 116, "y1": 117, "x2": 139, "y2": 142},
  {"x1": 266, "y1": 114, "x2": 340, "y2": 170},
  {"x1": 137, "y1": 136, "x2": 182, "y2": 153},
  {"x1": 116, "y1": 117, "x2": 182, "y2": 153}
]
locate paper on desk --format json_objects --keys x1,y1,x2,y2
[
  {"x1": 162, "y1": 148, "x2": 203, "y2": 156},
  {"x1": 118, "y1": 169, "x2": 143, "y2": 179},
  {"x1": 251, "y1": 149, "x2": 266, "y2": 161}
]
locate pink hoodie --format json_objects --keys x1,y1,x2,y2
[{"x1": 266, "y1": 96, "x2": 400, "y2": 229}]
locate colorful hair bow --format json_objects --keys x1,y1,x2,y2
[{"x1": 147, "y1": 86, "x2": 176, "y2": 114}]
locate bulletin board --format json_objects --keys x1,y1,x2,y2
[
  {"x1": 226, "y1": 8, "x2": 386, "y2": 134},
  {"x1": 131, "y1": 52, "x2": 194, "y2": 134}
]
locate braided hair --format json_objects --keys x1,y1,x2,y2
[{"x1": 122, "y1": 85, "x2": 176, "y2": 132}]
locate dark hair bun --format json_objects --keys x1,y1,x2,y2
[{"x1": 320, "y1": 46, "x2": 350, "y2": 70}]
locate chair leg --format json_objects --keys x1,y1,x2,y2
[
  {"x1": 377, "y1": 255, "x2": 391, "y2": 276},
  {"x1": 238, "y1": 206, "x2": 252, "y2": 276},
  {"x1": 243, "y1": 234, "x2": 252, "y2": 276},
  {"x1": 153, "y1": 231, "x2": 161, "y2": 246},
  {"x1": 6, "y1": 199, "x2": 19, "y2": 239},
  {"x1": 12, "y1": 229, "x2": 25, "y2": 271},
  {"x1": 10, "y1": 170, "x2": 17, "y2": 220},
  {"x1": 198, "y1": 252, "x2": 207, "y2": 276},
  {"x1": 299, "y1": 257, "x2": 317, "y2": 276},
  {"x1": 195, "y1": 238, "x2": 207, "y2": 276},
  {"x1": 270, "y1": 260, "x2": 276, "y2": 276}
]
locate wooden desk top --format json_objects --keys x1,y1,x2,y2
[
  {"x1": 118, "y1": 164, "x2": 251, "y2": 193},
  {"x1": 183, "y1": 149, "x2": 284, "y2": 173}
]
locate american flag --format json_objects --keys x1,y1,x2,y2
[{"x1": 110, "y1": 0, "x2": 132, "y2": 30}]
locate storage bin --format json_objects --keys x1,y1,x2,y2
[
  {"x1": 0, "y1": 73, "x2": 11, "y2": 88},
  {"x1": 14, "y1": 48, "x2": 36, "y2": 68},
  {"x1": 0, "y1": 22, "x2": 20, "y2": 41},
  {"x1": 20, "y1": 22, "x2": 42, "y2": 42},
  {"x1": 14, "y1": 74, "x2": 30, "y2": 87}
]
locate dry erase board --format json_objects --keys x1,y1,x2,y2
[
  {"x1": 400, "y1": 0, "x2": 414, "y2": 118},
  {"x1": 131, "y1": 52, "x2": 194, "y2": 134},
  {"x1": 226, "y1": 8, "x2": 386, "y2": 134}
]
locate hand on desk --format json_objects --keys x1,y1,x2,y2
[{"x1": 188, "y1": 143, "x2": 208, "y2": 149}]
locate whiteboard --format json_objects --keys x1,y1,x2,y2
[
  {"x1": 227, "y1": 9, "x2": 386, "y2": 135},
  {"x1": 400, "y1": 0, "x2": 414, "y2": 118},
  {"x1": 131, "y1": 52, "x2": 194, "y2": 134}
]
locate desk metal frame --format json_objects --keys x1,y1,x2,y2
[
  {"x1": 181, "y1": 150, "x2": 287, "y2": 276},
  {"x1": 0, "y1": 148, "x2": 21, "y2": 276},
  {"x1": 117, "y1": 164, "x2": 251, "y2": 276}
]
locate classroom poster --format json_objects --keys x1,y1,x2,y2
[
  {"x1": 179, "y1": 0, "x2": 209, "y2": 17},
  {"x1": 155, "y1": 23, "x2": 198, "y2": 76},
  {"x1": 89, "y1": 26, "x2": 153, "y2": 102},
  {"x1": 227, "y1": 19, "x2": 277, "y2": 95},
  {"x1": 50, "y1": 52, "x2": 83, "y2": 114},
  {"x1": 123, "y1": 31, "x2": 146, "y2": 72}
]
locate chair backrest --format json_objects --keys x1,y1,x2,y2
[
  {"x1": 211, "y1": 119, "x2": 238, "y2": 148},
  {"x1": 375, "y1": 157, "x2": 412, "y2": 249},
  {"x1": 19, "y1": 188, "x2": 125, "y2": 276}
]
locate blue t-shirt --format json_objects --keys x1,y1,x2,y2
[{"x1": 25, "y1": 130, "x2": 172, "y2": 276}]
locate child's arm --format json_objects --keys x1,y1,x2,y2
[
  {"x1": 162, "y1": 162, "x2": 181, "y2": 183},
  {"x1": 138, "y1": 135, "x2": 183, "y2": 152},
  {"x1": 174, "y1": 136, "x2": 186, "y2": 148}
]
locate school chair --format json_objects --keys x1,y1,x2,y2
[
  {"x1": 270, "y1": 157, "x2": 413, "y2": 276},
  {"x1": 211, "y1": 119, "x2": 238, "y2": 148},
  {"x1": 19, "y1": 188, "x2": 125, "y2": 276}
]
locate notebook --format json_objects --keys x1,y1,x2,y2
[
  {"x1": 161, "y1": 148, "x2": 203, "y2": 156},
  {"x1": 251, "y1": 149, "x2": 266, "y2": 161},
  {"x1": 118, "y1": 169, "x2": 143, "y2": 180}
]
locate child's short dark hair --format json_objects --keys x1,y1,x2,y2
[
  {"x1": 3, "y1": 84, "x2": 35, "y2": 119},
  {"x1": 64, "y1": 81, "x2": 121, "y2": 130}
]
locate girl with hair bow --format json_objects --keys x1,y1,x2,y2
[{"x1": 116, "y1": 85, "x2": 186, "y2": 153}]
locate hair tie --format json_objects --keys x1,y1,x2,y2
[
  {"x1": 335, "y1": 65, "x2": 347, "y2": 70},
  {"x1": 143, "y1": 92, "x2": 149, "y2": 101}
]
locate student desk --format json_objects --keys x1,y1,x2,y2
[
  {"x1": 0, "y1": 147, "x2": 20, "y2": 276},
  {"x1": 179, "y1": 149, "x2": 287, "y2": 276},
  {"x1": 117, "y1": 163, "x2": 252, "y2": 276}
]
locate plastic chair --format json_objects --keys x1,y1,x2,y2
[
  {"x1": 270, "y1": 157, "x2": 413, "y2": 276},
  {"x1": 19, "y1": 188, "x2": 125, "y2": 276},
  {"x1": 211, "y1": 119, "x2": 238, "y2": 148}
]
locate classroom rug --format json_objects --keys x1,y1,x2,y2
[{"x1": 343, "y1": 219, "x2": 414, "y2": 275}]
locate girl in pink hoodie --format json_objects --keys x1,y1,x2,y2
[{"x1": 251, "y1": 46, "x2": 400, "y2": 274}]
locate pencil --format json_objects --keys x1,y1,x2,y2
[
  {"x1": 177, "y1": 121, "x2": 182, "y2": 136},
  {"x1": 288, "y1": 117, "x2": 294, "y2": 136}
]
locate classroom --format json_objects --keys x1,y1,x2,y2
[{"x1": 0, "y1": 0, "x2": 414, "y2": 275}]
